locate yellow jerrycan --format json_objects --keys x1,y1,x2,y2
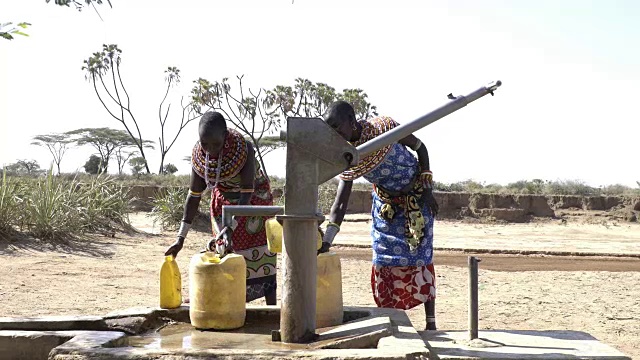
[
  {"x1": 159, "y1": 255, "x2": 182, "y2": 309},
  {"x1": 189, "y1": 252, "x2": 246, "y2": 330},
  {"x1": 265, "y1": 218, "x2": 322, "y2": 253},
  {"x1": 316, "y1": 251, "x2": 343, "y2": 328}
]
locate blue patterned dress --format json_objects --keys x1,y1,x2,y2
[{"x1": 339, "y1": 116, "x2": 436, "y2": 310}]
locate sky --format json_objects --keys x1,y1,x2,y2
[{"x1": 1, "y1": 0, "x2": 639, "y2": 187}]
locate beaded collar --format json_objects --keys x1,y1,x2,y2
[
  {"x1": 339, "y1": 116, "x2": 398, "y2": 181},
  {"x1": 191, "y1": 128, "x2": 248, "y2": 188}
]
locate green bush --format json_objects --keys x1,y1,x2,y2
[
  {"x1": 148, "y1": 186, "x2": 210, "y2": 230},
  {"x1": 26, "y1": 171, "x2": 85, "y2": 240},
  {"x1": 0, "y1": 170, "x2": 132, "y2": 241},
  {"x1": 318, "y1": 182, "x2": 338, "y2": 214},
  {"x1": 0, "y1": 169, "x2": 24, "y2": 237},
  {"x1": 149, "y1": 186, "x2": 187, "y2": 230},
  {"x1": 56, "y1": 173, "x2": 191, "y2": 187},
  {"x1": 430, "y1": 178, "x2": 640, "y2": 196},
  {"x1": 505, "y1": 179, "x2": 546, "y2": 194},
  {"x1": 75, "y1": 175, "x2": 132, "y2": 233}
]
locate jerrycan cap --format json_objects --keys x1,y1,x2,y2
[{"x1": 203, "y1": 252, "x2": 222, "y2": 263}]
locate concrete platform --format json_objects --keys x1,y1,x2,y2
[
  {"x1": 1, "y1": 305, "x2": 430, "y2": 360},
  {"x1": 423, "y1": 330, "x2": 631, "y2": 359}
]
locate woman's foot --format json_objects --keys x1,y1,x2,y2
[{"x1": 425, "y1": 320, "x2": 437, "y2": 331}]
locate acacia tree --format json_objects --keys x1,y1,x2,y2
[
  {"x1": 45, "y1": 0, "x2": 112, "y2": 11},
  {"x1": 3, "y1": 1, "x2": 111, "y2": 41},
  {"x1": 31, "y1": 133, "x2": 72, "y2": 175},
  {"x1": 67, "y1": 127, "x2": 153, "y2": 174},
  {"x1": 129, "y1": 157, "x2": 146, "y2": 175},
  {"x1": 4, "y1": 160, "x2": 42, "y2": 175},
  {"x1": 265, "y1": 78, "x2": 378, "y2": 122},
  {"x1": 191, "y1": 76, "x2": 378, "y2": 177},
  {"x1": 157, "y1": 67, "x2": 199, "y2": 174},
  {"x1": 114, "y1": 137, "x2": 153, "y2": 175},
  {"x1": 190, "y1": 76, "x2": 285, "y2": 178},
  {"x1": 82, "y1": 45, "x2": 196, "y2": 174},
  {"x1": 0, "y1": 22, "x2": 30, "y2": 40},
  {"x1": 162, "y1": 163, "x2": 178, "y2": 175},
  {"x1": 114, "y1": 148, "x2": 138, "y2": 175},
  {"x1": 253, "y1": 135, "x2": 286, "y2": 158}
]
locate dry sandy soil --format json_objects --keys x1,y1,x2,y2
[{"x1": 1, "y1": 216, "x2": 639, "y2": 358}]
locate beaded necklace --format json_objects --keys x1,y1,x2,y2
[{"x1": 203, "y1": 147, "x2": 223, "y2": 190}]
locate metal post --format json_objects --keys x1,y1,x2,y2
[
  {"x1": 279, "y1": 149, "x2": 322, "y2": 343},
  {"x1": 356, "y1": 81, "x2": 502, "y2": 158},
  {"x1": 468, "y1": 256, "x2": 480, "y2": 340},
  {"x1": 277, "y1": 117, "x2": 356, "y2": 344}
]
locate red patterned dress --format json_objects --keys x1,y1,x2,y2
[
  {"x1": 340, "y1": 116, "x2": 436, "y2": 310},
  {"x1": 191, "y1": 129, "x2": 277, "y2": 302}
]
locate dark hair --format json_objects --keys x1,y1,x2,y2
[
  {"x1": 324, "y1": 100, "x2": 356, "y2": 125},
  {"x1": 199, "y1": 111, "x2": 227, "y2": 136}
]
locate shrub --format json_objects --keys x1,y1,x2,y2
[
  {"x1": 542, "y1": 180, "x2": 597, "y2": 196},
  {"x1": 25, "y1": 171, "x2": 85, "y2": 240},
  {"x1": 0, "y1": 169, "x2": 136, "y2": 241},
  {"x1": 75, "y1": 174, "x2": 132, "y2": 233},
  {"x1": 0, "y1": 169, "x2": 24, "y2": 237},
  {"x1": 149, "y1": 186, "x2": 187, "y2": 231},
  {"x1": 148, "y1": 185, "x2": 212, "y2": 231}
]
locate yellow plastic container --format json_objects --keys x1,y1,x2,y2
[
  {"x1": 316, "y1": 251, "x2": 343, "y2": 328},
  {"x1": 265, "y1": 218, "x2": 322, "y2": 253},
  {"x1": 189, "y1": 252, "x2": 246, "y2": 330},
  {"x1": 159, "y1": 255, "x2": 182, "y2": 309}
]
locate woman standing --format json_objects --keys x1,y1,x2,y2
[
  {"x1": 321, "y1": 101, "x2": 439, "y2": 330},
  {"x1": 164, "y1": 111, "x2": 277, "y2": 305}
]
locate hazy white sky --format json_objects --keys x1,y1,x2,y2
[{"x1": 1, "y1": 0, "x2": 639, "y2": 186}]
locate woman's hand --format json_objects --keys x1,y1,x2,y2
[
  {"x1": 423, "y1": 188, "x2": 439, "y2": 218},
  {"x1": 164, "y1": 237, "x2": 185, "y2": 258}
]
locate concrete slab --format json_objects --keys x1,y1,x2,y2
[
  {"x1": 315, "y1": 316, "x2": 392, "y2": 349},
  {"x1": 0, "y1": 315, "x2": 106, "y2": 331},
  {"x1": 0, "y1": 330, "x2": 122, "y2": 360},
  {"x1": 423, "y1": 330, "x2": 631, "y2": 360}
]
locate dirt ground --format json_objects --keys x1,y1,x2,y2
[{"x1": 1, "y1": 217, "x2": 639, "y2": 359}]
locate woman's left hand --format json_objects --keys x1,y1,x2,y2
[{"x1": 423, "y1": 188, "x2": 439, "y2": 218}]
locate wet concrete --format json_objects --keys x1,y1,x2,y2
[
  {"x1": 43, "y1": 306, "x2": 431, "y2": 359},
  {"x1": 125, "y1": 310, "x2": 388, "y2": 351}
]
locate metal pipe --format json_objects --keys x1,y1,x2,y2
[
  {"x1": 279, "y1": 146, "x2": 321, "y2": 343},
  {"x1": 356, "y1": 80, "x2": 502, "y2": 158},
  {"x1": 280, "y1": 216, "x2": 319, "y2": 343},
  {"x1": 214, "y1": 206, "x2": 284, "y2": 254},
  {"x1": 468, "y1": 256, "x2": 480, "y2": 340},
  {"x1": 221, "y1": 205, "x2": 284, "y2": 228},
  {"x1": 276, "y1": 117, "x2": 356, "y2": 344}
]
